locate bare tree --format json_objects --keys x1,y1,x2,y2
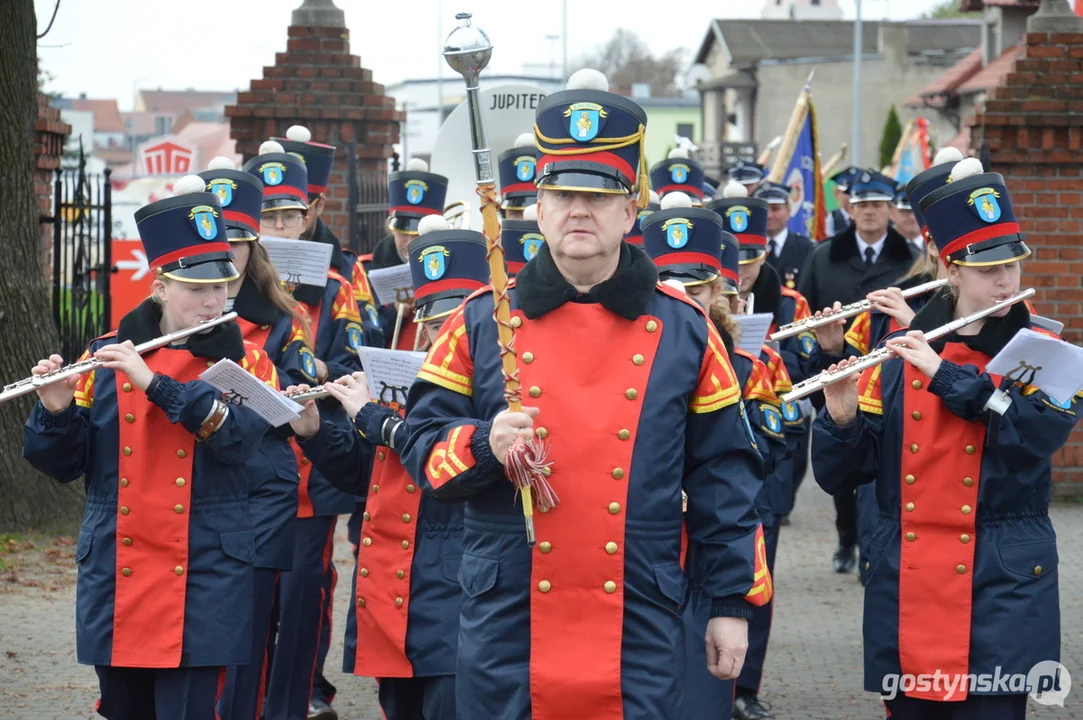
[
  {"x1": 0, "y1": 0, "x2": 85, "y2": 532},
  {"x1": 577, "y1": 29, "x2": 688, "y2": 98}
]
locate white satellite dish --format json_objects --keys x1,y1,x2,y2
[{"x1": 430, "y1": 84, "x2": 549, "y2": 232}]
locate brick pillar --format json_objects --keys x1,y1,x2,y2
[
  {"x1": 225, "y1": 1, "x2": 402, "y2": 247},
  {"x1": 968, "y1": 0, "x2": 1083, "y2": 495},
  {"x1": 35, "y1": 92, "x2": 71, "y2": 276}
]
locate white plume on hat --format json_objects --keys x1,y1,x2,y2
[
  {"x1": 933, "y1": 147, "x2": 964, "y2": 166},
  {"x1": 567, "y1": 68, "x2": 609, "y2": 92},
  {"x1": 286, "y1": 125, "x2": 312, "y2": 143},
  {"x1": 259, "y1": 140, "x2": 285, "y2": 155},
  {"x1": 522, "y1": 203, "x2": 538, "y2": 221},
  {"x1": 663, "y1": 278, "x2": 688, "y2": 294},
  {"x1": 660, "y1": 191, "x2": 693, "y2": 210},
  {"x1": 207, "y1": 156, "x2": 236, "y2": 171},
  {"x1": 720, "y1": 180, "x2": 749, "y2": 199},
  {"x1": 173, "y1": 175, "x2": 208, "y2": 196},
  {"x1": 949, "y1": 158, "x2": 984, "y2": 181},
  {"x1": 417, "y1": 214, "x2": 450, "y2": 235},
  {"x1": 406, "y1": 157, "x2": 429, "y2": 172},
  {"x1": 668, "y1": 147, "x2": 690, "y2": 160},
  {"x1": 514, "y1": 132, "x2": 535, "y2": 148},
  {"x1": 649, "y1": 190, "x2": 661, "y2": 205}
]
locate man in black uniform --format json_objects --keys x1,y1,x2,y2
[
  {"x1": 754, "y1": 180, "x2": 815, "y2": 290},
  {"x1": 824, "y1": 166, "x2": 859, "y2": 238},
  {"x1": 797, "y1": 169, "x2": 916, "y2": 574}
]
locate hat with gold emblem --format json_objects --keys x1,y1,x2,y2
[
  {"x1": 242, "y1": 141, "x2": 309, "y2": 213},
  {"x1": 388, "y1": 158, "x2": 450, "y2": 236},
  {"x1": 198, "y1": 157, "x2": 263, "y2": 241},
  {"x1": 650, "y1": 148, "x2": 706, "y2": 203},
  {"x1": 707, "y1": 181, "x2": 769, "y2": 265},
  {"x1": 498, "y1": 132, "x2": 539, "y2": 211},
  {"x1": 270, "y1": 125, "x2": 336, "y2": 200},
  {"x1": 501, "y1": 203, "x2": 545, "y2": 277},
  {"x1": 408, "y1": 215, "x2": 490, "y2": 321},
  {"x1": 642, "y1": 191, "x2": 735, "y2": 291}
]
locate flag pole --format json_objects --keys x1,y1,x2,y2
[{"x1": 767, "y1": 70, "x2": 815, "y2": 184}]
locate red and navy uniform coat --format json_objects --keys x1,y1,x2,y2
[
  {"x1": 400, "y1": 251, "x2": 771, "y2": 719},
  {"x1": 21, "y1": 307, "x2": 273, "y2": 669},
  {"x1": 682, "y1": 338, "x2": 784, "y2": 720},
  {"x1": 291, "y1": 271, "x2": 367, "y2": 517},
  {"x1": 811, "y1": 305, "x2": 1078, "y2": 701},
  {"x1": 297, "y1": 402, "x2": 464, "y2": 680}
]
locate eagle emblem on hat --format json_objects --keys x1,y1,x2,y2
[
  {"x1": 208, "y1": 179, "x2": 236, "y2": 207},
  {"x1": 260, "y1": 163, "x2": 285, "y2": 186},
  {"x1": 188, "y1": 205, "x2": 219, "y2": 241},
  {"x1": 565, "y1": 102, "x2": 606, "y2": 143},
  {"x1": 420, "y1": 246, "x2": 448, "y2": 280},
  {"x1": 662, "y1": 218, "x2": 692, "y2": 249},
  {"x1": 521, "y1": 233, "x2": 545, "y2": 261},
  {"x1": 515, "y1": 156, "x2": 536, "y2": 182},
  {"x1": 406, "y1": 180, "x2": 427, "y2": 205},
  {"x1": 726, "y1": 206, "x2": 750, "y2": 233},
  {"x1": 969, "y1": 188, "x2": 1002, "y2": 223}
]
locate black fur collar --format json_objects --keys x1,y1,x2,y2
[
  {"x1": 117, "y1": 298, "x2": 246, "y2": 361},
  {"x1": 516, "y1": 241, "x2": 658, "y2": 321},
  {"x1": 232, "y1": 275, "x2": 282, "y2": 327},
  {"x1": 910, "y1": 288, "x2": 1030, "y2": 357},
  {"x1": 828, "y1": 224, "x2": 914, "y2": 265},
  {"x1": 749, "y1": 262, "x2": 783, "y2": 327},
  {"x1": 309, "y1": 218, "x2": 346, "y2": 272}
]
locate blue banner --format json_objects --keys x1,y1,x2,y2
[{"x1": 780, "y1": 101, "x2": 824, "y2": 239}]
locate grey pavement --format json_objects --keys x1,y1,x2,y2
[{"x1": 0, "y1": 478, "x2": 1080, "y2": 719}]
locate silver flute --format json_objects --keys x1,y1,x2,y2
[
  {"x1": 0, "y1": 313, "x2": 238, "y2": 405},
  {"x1": 770, "y1": 278, "x2": 949, "y2": 341},
  {"x1": 781, "y1": 288, "x2": 1035, "y2": 404}
]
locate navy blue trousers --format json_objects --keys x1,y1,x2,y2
[
  {"x1": 885, "y1": 694, "x2": 1028, "y2": 719},
  {"x1": 378, "y1": 676, "x2": 457, "y2": 720},
  {"x1": 216, "y1": 568, "x2": 278, "y2": 720},
  {"x1": 94, "y1": 666, "x2": 222, "y2": 720},
  {"x1": 264, "y1": 516, "x2": 337, "y2": 720},
  {"x1": 736, "y1": 516, "x2": 780, "y2": 695}
]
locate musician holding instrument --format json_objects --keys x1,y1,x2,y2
[
  {"x1": 242, "y1": 140, "x2": 362, "y2": 720},
  {"x1": 22, "y1": 179, "x2": 278, "y2": 720},
  {"x1": 400, "y1": 66, "x2": 771, "y2": 719},
  {"x1": 642, "y1": 192, "x2": 788, "y2": 720},
  {"x1": 798, "y1": 169, "x2": 916, "y2": 575},
  {"x1": 285, "y1": 215, "x2": 486, "y2": 720},
  {"x1": 824, "y1": 165, "x2": 859, "y2": 238},
  {"x1": 812, "y1": 159, "x2": 1077, "y2": 720}
]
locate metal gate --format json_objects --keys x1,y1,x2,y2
[
  {"x1": 49, "y1": 151, "x2": 112, "y2": 360},
  {"x1": 347, "y1": 142, "x2": 392, "y2": 256}
]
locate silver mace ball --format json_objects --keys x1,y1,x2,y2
[{"x1": 442, "y1": 12, "x2": 492, "y2": 82}]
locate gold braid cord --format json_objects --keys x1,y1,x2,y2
[{"x1": 476, "y1": 184, "x2": 558, "y2": 510}]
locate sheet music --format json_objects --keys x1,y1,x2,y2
[
  {"x1": 1030, "y1": 315, "x2": 1065, "y2": 336},
  {"x1": 259, "y1": 236, "x2": 333, "y2": 288},
  {"x1": 986, "y1": 328, "x2": 1083, "y2": 405},
  {"x1": 368, "y1": 265, "x2": 415, "y2": 306},
  {"x1": 199, "y1": 359, "x2": 303, "y2": 427},
  {"x1": 357, "y1": 347, "x2": 426, "y2": 409},
  {"x1": 734, "y1": 313, "x2": 775, "y2": 357}
]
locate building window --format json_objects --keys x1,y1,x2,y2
[
  {"x1": 154, "y1": 116, "x2": 173, "y2": 136},
  {"x1": 676, "y1": 123, "x2": 694, "y2": 141}
]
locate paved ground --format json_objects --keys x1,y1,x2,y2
[{"x1": 1, "y1": 481, "x2": 1080, "y2": 719}]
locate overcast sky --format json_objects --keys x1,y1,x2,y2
[{"x1": 36, "y1": 0, "x2": 950, "y2": 109}]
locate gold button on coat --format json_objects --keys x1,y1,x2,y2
[
  {"x1": 120, "y1": 507, "x2": 129, "y2": 515},
  {"x1": 906, "y1": 532, "x2": 916, "y2": 541},
  {"x1": 618, "y1": 429, "x2": 630, "y2": 441},
  {"x1": 604, "y1": 581, "x2": 617, "y2": 593},
  {"x1": 406, "y1": 484, "x2": 416, "y2": 493},
  {"x1": 904, "y1": 475, "x2": 915, "y2": 485},
  {"x1": 865, "y1": 562, "x2": 870, "y2": 571},
  {"x1": 360, "y1": 568, "x2": 369, "y2": 577},
  {"x1": 402, "y1": 514, "x2": 411, "y2": 523},
  {"x1": 535, "y1": 428, "x2": 548, "y2": 439},
  {"x1": 608, "y1": 502, "x2": 621, "y2": 515},
  {"x1": 396, "y1": 569, "x2": 406, "y2": 578},
  {"x1": 912, "y1": 380, "x2": 922, "y2": 390},
  {"x1": 911, "y1": 411, "x2": 921, "y2": 420},
  {"x1": 522, "y1": 352, "x2": 534, "y2": 364},
  {"x1": 961, "y1": 505, "x2": 972, "y2": 515},
  {"x1": 120, "y1": 478, "x2": 129, "y2": 488},
  {"x1": 1034, "y1": 566, "x2": 1042, "y2": 575},
  {"x1": 121, "y1": 568, "x2": 132, "y2": 577},
  {"x1": 371, "y1": 485, "x2": 379, "y2": 494},
  {"x1": 123, "y1": 383, "x2": 132, "y2": 392},
  {"x1": 175, "y1": 478, "x2": 186, "y2": 487},
  {"x1": 611, "y1": 468, "x2": 624, "y2": 480},
  {"x1": 538, "y1": 580, "x2": 551, "y2": 593},
  {"x1": 905, "y1": 502, "x2": 915, "y2": 512},
  {"x1": 363, "y1": 512, "x2": 370, "y2": 521},
  {"x1": 402, "y1": 541, "x2": 410, "y2": 549},
  {"x1": 362, "y1": 537, "x2": 372, "y2": 546},
  {"x1": 123, "y1": 447, "x2": 132, "y2": 456},
  {"x1": 632, "y1": 354, "x2": 644, "y2": 366},
  {"x1": 357, "y1": 598, "x2": 366, "y2": 608},
  {"x1": 956, "y1": 564, "x2": 967, "y2": 574},
  {"x1": 173, "y1": 505, "x2": 184, "y2": 514},
  {"x1": 378, "y1": 451, "x2": 385, "y2": 461},
  {"x1": 539, "y1": 542, "x2": 552, "y2": 553},
  {"x1": 529, "y1": 386, "x2": 542, "y2": 398},
  {"x1": 963, "y1": 477, "x2": 974, "y2": 487},
  {"x1": 625, "y1": 389, "x2": 638, "y2": 400},
  {"x1": 122, "y1": 537, "x2": 132, "y2": 546},
  {"x1": 960, "y1": 534, "x2": 970, "y2": 543},
  {"x1": 510, "y1": 316, "x2": 522, "y2": 328},
  {"x1": 605, "y1": 542, "x2": 618, "y2": 554},
  {"x1": 645, "y1": 320, "x2": 658, "y2": 332},
  {"x1": 176, "y1": 450, "x2": 186, "y2": 458},
  {"x1": 395, "y1": 597, "x2": 404, "y2": 607},
  {"x1": 125, "y1": 413, "x2": 135, "y2": 423},
  {"x1": 965, "y1": 445, "x2": 976, "y2": 455},
  {"x1": 174, "y1": 566, "x2": 184, "y2": 576},
  {"x1": 910, "y1": 444, "x2": 919, "y2": 453}
]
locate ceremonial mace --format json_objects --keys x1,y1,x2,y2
[{"x1": 443, "y1": 12, "x2": 556, "y2": 546}]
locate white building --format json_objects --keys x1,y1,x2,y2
[
  {"x1": 762, "y1": 0, "x2": 843, "y2": 20},
  {"x1": 386, "y1": 74, "x2": 566, "y2": 162}
]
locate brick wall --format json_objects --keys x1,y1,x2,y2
[
  {"x1": 226, "y1": 24, "x2": 402, "y2": 248},
  {"x1": 969, "y1": 28, "x2": 1083, "y2": 496},
  {"x1": 35, "y1": 92, "x2": 71, "y2": 276}
]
